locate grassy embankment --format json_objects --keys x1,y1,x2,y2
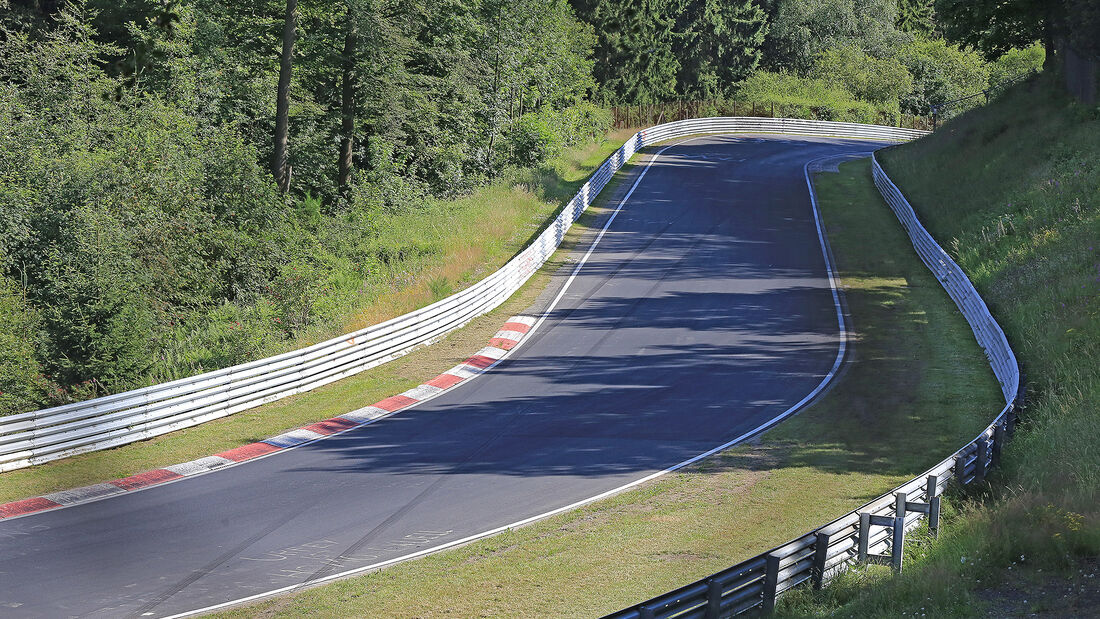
[
  {"x1": 778, "y1": 75, "x2": 1100, "y2": 617},
  {"x1": 0, "y1": 129, "x2": 638, "y2": 503},
  {"x1": 206, "y1": 156, "x2": 1002, "y2": 617}
]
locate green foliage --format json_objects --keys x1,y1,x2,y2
[
  {"x1": 0, "y1": 9, "x2": 288, "y2": 397},
  {"x1": 505, "y1": 114, "x2": 563, "y2": 168},
  {"x1": 674, "y1": 0, "x2": 769, "y2": 100},
  {"x1": 575, "y1": 0, "x2": 767, "y2": 104},
  {"x1": 504, "y1": 103, "x2": 612, "y2": 168},
  {"x1": 0, "y1": 270, "x2": 46, "y2": 416},
  {"x1": 760, "y1": 0, "x2": 908, "y2": 75},
  {"x1": 897, "y1": 35, "x2": 990, "y2": 115},
  {"x1": 988, "y1": 43, "x2": 1044, "y2": 88},
  {"x1": 735, "y1": 70, "x2": 880, "y2": 123},
  {"x1": 812, "y1": 72, "x2": 1100, "y2": 619},
  {"x1": 812, "y1": 44, "x2": 912, "y2": 110},
  {"x1": 895, "y1": 0, "x2": 934, "y2": 35},
  {"x1": 935, "y1": 0, "x2": 1054, "y2": 61}
]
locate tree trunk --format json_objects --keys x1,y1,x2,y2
[
  {"x1": 338, "y1": 11, "x2": 358, "y2": 197},
  {"x1": 273, "y1": 0, "x2": 298, "y2": 193}
]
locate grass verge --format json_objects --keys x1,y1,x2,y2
[
  {"x1": 776, "y1": 74, "x2": 1100, "y2": 617},
  {"x1": 0, "y1": 130, "x2": 638, "y2": 504},
  {"x1": 204, "y1": 157, "x2": 1002, "y2": 618}
]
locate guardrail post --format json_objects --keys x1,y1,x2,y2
[
  {"x1": 762, "y1": 552, "x2": 781, "y2": 614},
  {"x1": 992, "y1": 421, "x2": 1006, "y2": 467},
  {"x1": 812, "y1": 531, "x2": 831, "y2": 589},
  {"x1": 705, "y1": 578, "x2": 722, "y2": 618},
  {"x1": 858, "y1": 512, "x2": 871, "y2": 561},
  {"x1": 927, "y1": 474, "x2": 941, "y2": 538},
  {"x1": 892, "y1": 492, "x2": 907, "y2": 572},
  {"x1": 976, "y1": 435, "x2": 990, "y2": 482},
  {"x1": 638, "y1": 604, "x2": 655, "y2": 619},
  {"x1": 954, "y1": 453, "x2": 968, "y2": 486}
]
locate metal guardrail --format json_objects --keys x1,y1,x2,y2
[
  {"x1": 604, "y1": 152, "x2": 1020, "y2": 619},
  {"x1": 0, "y1": 118, "x2": 927, "y2": 473}
]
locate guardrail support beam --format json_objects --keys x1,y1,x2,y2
[
  {"x1": 927, "y1": 474, "x2": 942, "y2": 537},
  {"x1": 976, "y1": 436, "x2": 990, "y2": 482},
  {"x1": 705, "y1": 578, "x2": 722, "y2": 618},
  {"x1": 762, "y1": 552, "x2": 781, "y2": 614},
  {"x1": 812, "y1": 531, "x2": 832, "y2": 589}
]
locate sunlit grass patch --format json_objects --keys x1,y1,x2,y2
[{"x1": 207, "y1": 158, "x2": 1001, "y2": 618}]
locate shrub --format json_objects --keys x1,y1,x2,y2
[
  {"x1": 988, "y1": 43, "x2": 1044, "y2": 88},
  {"x1": 0, "y1": 272, "x2": 46, "y2": 416},
  {"x1": 813, "y1": 44, "x2": 912, "y2": 111},
  {"x1": 505, "y1": 113, "x2": 563, "y2": 168},
  {"x1": 898, "y1": 36, "x2": 990, "y2": 115},
  {"x1": 735, "y1": 70, "x2": 881, "y2": 123}
]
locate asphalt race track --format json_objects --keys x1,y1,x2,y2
[{"x1": 0, "y1": 135, "x2": 890, "y2": 618}]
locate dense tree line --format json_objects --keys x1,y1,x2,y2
[
  {"x1": 573, "y1": 0, "x2": 1061, "y2": 117},
  {"x1": 0, "y1": 0, "x2": 1071, "y2": 415},
  {"x1": 0, "y1": 0, "x2": 606, "y2": 413}
]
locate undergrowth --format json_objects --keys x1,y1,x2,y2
[{"x1": 778, "y1": 73, "x2": 1100, "y2": 617}]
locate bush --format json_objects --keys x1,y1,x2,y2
[
  {"x1": 0, "y1": 272, "x2": 46, "y2": 416},
  {"x1": 988, "y1": 43, "x2": 1044, "y2": 88},
  {"x1": 555, "y1": 101, "x2": 614, "y2": 146},
  {"x1": 813, "y1": 44, "x2": 912, "y2": 111},
  {"x1": 505, "y1": 113, "x2": 563, "y2": 168},
  {"x1": 898, "y1": 36, "x2": 990, "y2": 115},
  {"x1": 735, "y1": 71, "x2": 881, "y2": 123}
]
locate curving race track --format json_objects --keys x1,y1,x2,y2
[{"x1": 0, "y1": 135, "x2": 890, "y2": 618}]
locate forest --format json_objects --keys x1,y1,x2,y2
[{"x1": 0, "y1": 0, "x2": 1086, "y2": 415}]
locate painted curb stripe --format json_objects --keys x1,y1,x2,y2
[
  {"x1": 401, "y1": 384, "x2": 443, "y2": 401},
  {"x1": 446, "y1": 364, "x2": 484, "y2": 379},
  {"x1": 264, "y1": 429, "x2": 327, "y2": 449},
  {"x1": 303, "y1": 418, "x2": 359, "y2": 435},
  {"x1": 0, "y1": 497, "x2": 61, "y2": 519},
  {"x1": 374, "y1": 395, "x2": 418, "y2": 412},
  {"x1": 340, "y1": 406, "x2": 389, "y2": 424},
  {"x1": 43, "y1": 483, "x2": 125, "y2": 506},
  {"x1": 164, "y1": 456, "x2": 233, "y2": 477},
  {"x1": 0, "y1": 313, "x2": 537, "y2": 520},
  {"x1": 426, "y1": 373, "x2": 464, "y2": 390},
  {"x1": 463, "y1": 355, "x2": 495, "y2": 370},
  {"x1": 506, "y1": 315, "x2": 536, "y2": 327},
  {"x1": 111, "y1": 469, "x2": 183, "y2": 491},
  {"x1": 217, "y1": 442, "x2": 283, "y2": 463}
]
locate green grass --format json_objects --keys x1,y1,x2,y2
[
  {"x1": 0, "y1": 130, "x2": 638, "y2": 504},
  {"x1": 776, "y1": 74, "x2": 1100, "y2": 617},
  {"x1": 204, "y1": 157, "x2": 1001, "y2": 618}
]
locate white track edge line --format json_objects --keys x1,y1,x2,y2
[
  {"x1": 0, "y1": 139, "x2": 687, "y2": 523},
  {"x1": 162, "y1": 139, "x2": 861, "y2": 619}
]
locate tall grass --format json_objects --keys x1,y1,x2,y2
[
  {"x1": 780, "y1": 73, "x2": 1100, "y2": 616},
  {"x1": 142, "y1": 130, "x2": 639, "y2": 385}
]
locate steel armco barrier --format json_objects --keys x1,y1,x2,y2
[
  {"x1": 0, "y1": 119, "x2": 927, "y2": 473},
  {"x1": 604, "y1": 153, "x2": 1020, "y2": 619}
]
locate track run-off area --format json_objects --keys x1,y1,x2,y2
[{"x1": 0, "y1": 135, "x2": 893, "y2": 618}]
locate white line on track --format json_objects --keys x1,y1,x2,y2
[{"x1": 163, "y1": 138, "x2": 870, "y2": 618}]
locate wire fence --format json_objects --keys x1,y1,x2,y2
[
  {"x1": 932, "y1": 70, "x2": 1039, "y2": 127},
  {"x1": 603, "y1": 152, "x2": 1019, "y2": 619}
]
